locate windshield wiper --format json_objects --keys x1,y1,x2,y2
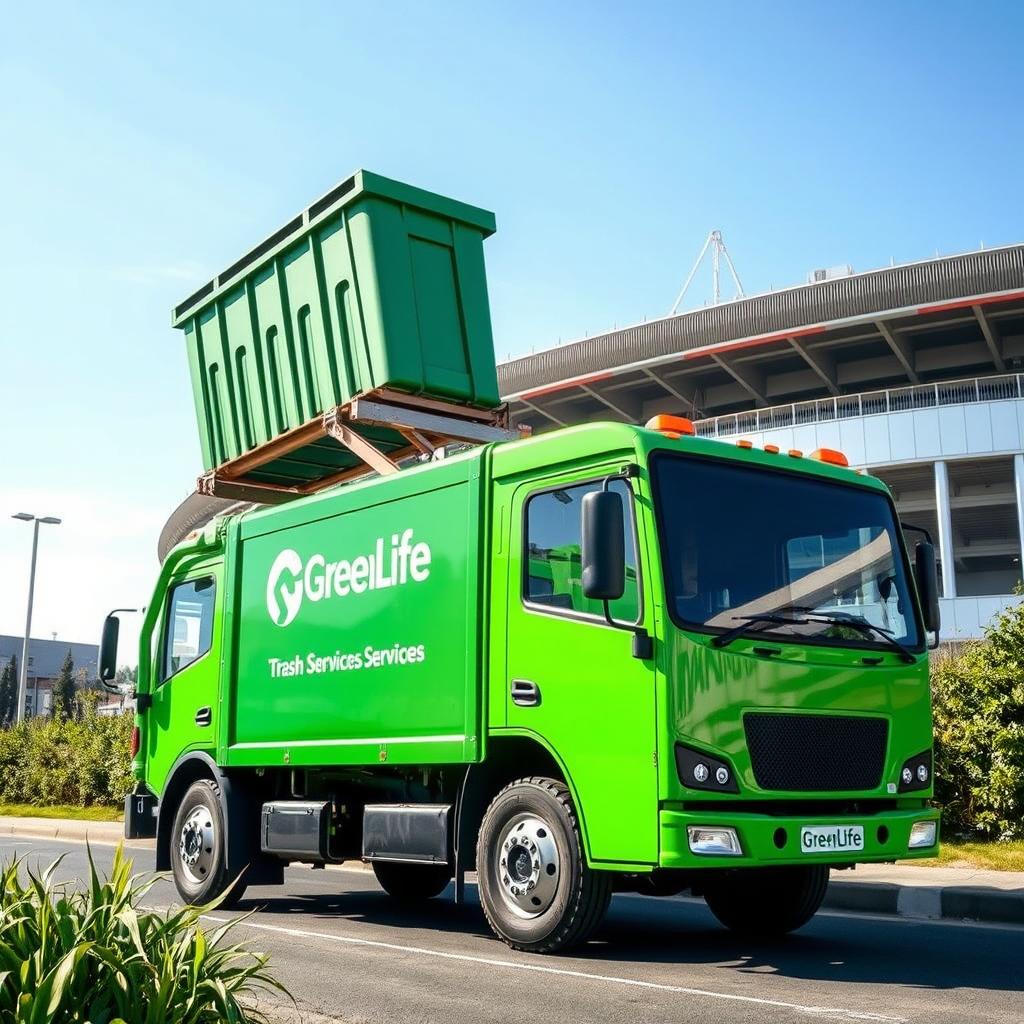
[
  {"x1": 805, "y1": 611, "x2": 916, "y2": 663},
  {"x1": 711, "y1": 613, "x2": 809, "y2": 648},
  {"x1": 711, "y1": 608, "x2": 916, "y2": 661}
]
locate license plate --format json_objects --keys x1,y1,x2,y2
[{"x1": 800, "y1": 824, "x2": 864, "y2": 854}]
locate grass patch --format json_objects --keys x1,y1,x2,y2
[
  {"x1": 907, "y1": 839, "x2": 1024, "y2": 872},
  {"x1": 0, "y1": 802, "x2": 122, "y2": 822}
]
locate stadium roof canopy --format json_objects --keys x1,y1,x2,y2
[{"x1": 499, "y1": 244, "x2": 1024, "y2": 433}]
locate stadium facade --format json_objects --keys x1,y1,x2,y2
[{"x1": 499, "y1": 244, "x2": 1024, "y2": 642}]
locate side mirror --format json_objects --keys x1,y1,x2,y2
[
  {"x1": 914, "y1": 541, "x2": 940, "y2": 635},
  {"x1": 99, "y1": 615, "x2": 120, "y2": 682},
  {"x1": 581, "y1": 490, "x2": 625, "y2": 601}
]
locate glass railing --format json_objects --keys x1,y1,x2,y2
[{"x1": 694, "y1": 373, "x2": 1024, "y2": 438}]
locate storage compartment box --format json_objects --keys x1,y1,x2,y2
[
  {"x1": 173, "y1": 170, "x2": 501, "y2": 472},
  {"x1": 362, "y1": 804, "x2": 451, "y2": 865},
  {"x1": 261, "y1": 800, "x2": 336, "y2": 861}
]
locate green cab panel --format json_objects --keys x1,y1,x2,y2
[
  {"x1": 174, "y1": 170, "x2": 501, "y2": 475},
  {"x1": 662, "y1": 635, "x2": 934, "y2": 803},
  {"x1": 223, "y1": 452, "x2": 486, "y2": 768}
]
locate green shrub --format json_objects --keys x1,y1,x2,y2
[
  {"x1": 0, "y1": 846, "x2": 287, "y2": 1023},
  {"x1": 932, "y1": 601, "x2": 1024, "y2": 839},
  {"x1": 0, "y1": 697, "x2": 133, "y2": 809}
]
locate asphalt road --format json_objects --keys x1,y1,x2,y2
[{"x1": 5, "y1": 836, "x2": 1022, "y2": 1024}]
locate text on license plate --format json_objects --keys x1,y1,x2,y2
[{"x1": 800, "y1": 824, "x2": 864, "y2": 854}]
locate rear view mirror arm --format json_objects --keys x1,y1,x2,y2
[{"x1": 595, "y1": 469, "x2": 653, "y2": 660}]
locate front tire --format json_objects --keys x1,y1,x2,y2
[
  {"x1": 702, "y1": 865, "x2": 829, "y2": 936},
  {"x1": 476, "y1": 777, "x2": 611, "y2": 953},
  {"x1": 170, "y1": 778, "x2": 247, "y2": 908},
  {"x1": 372, "y1": 861, "x2": 452, "y2": 902}
]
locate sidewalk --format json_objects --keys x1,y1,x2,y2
[
  {"x1": 0, "y1": 814, "x2": 142, "y2": 847},
  {"x1": 2, "y1": 815, "x2": 1021, "y2": 926},
  {"x1": 825, "y1": 861, "x2": 1024, "y2": 926}
]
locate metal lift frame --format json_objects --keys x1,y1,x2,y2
[{"x1": 197, "y1": 388, "x2": 520, "y2": 505}]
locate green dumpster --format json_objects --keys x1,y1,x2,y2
[{"x1": 173, "y1": 170, "x2": 500, "y2": 471}]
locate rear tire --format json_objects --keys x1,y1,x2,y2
[
  {"x1": 702, "y1": 865, "x2": 829, "y2": 936},
  {"x1": 372, "y1": 861, "x2": 452, "y2": 902},
  {"x1": 170, "y1": 778, "x2": 247, "y2": 908},
  {"x1": 476, "y1": 776, "x2": 612, "y2": 953}
]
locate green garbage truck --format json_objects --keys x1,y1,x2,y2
[
  {"x1": 104, "y1": 417, "x2": 941, "y2": 952},
  {"x1": 102, "y1": 172, "x2": 941, "y2": 952}
]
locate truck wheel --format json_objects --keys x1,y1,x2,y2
[
  {"x1": 170, "y1": 779, "x2": 247, "y2": 908},
  {"x1": 372, "y1": 861, "x2": 452, "y2": 902},
  {"x1": 702, "y1": 865, "x2": 829, "y2": 936},
  {"x1": 476, "y1": 777, "x2": 611, "y2": 953}
]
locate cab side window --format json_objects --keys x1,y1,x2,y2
[
  {"x1": 524, "y1": 480, "x2": 640, "y2": 622},
  {"x1": 161, "y1": 577, "x2": 216, "y2": 682}
]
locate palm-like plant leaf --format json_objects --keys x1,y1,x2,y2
[{"x1": 0, "y1": 845, "x2": 290, "y2": 1023}]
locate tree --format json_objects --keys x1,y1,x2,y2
[
  {"x1": 114, "y1": 665, "x2": 137, "y2": 690},
  {"x1": 0, "y1": 656, "x2": 16, "y2": 728},
  {"x1": 51, "y1": 649, "x2": 77, "y2": 722},
  {"x1": 932, "y1": 600, "x2": 1024, "y2": 838}
]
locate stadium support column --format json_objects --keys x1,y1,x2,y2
[
  {"x1": 934, "y1": 460, "x2": 956, "y2": 599},
  {"x1": 1014, "y1": 455, "x2": 1024, "y2": 580}
]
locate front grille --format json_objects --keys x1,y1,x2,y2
[{"x1": 744, "y1": 713, "x2": 888, "y2": 792}]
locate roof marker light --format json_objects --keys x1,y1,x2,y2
[
  {"x1": 737, "y1": 439, "x2": 753, "y2": 449},
  {"x1": 645, "y1": 414, "x2": 695, "y2": 438},
  {"x1": 810, "y1": 447, "x2": 849, "y2": 467},
  {"x1": 764, "y1": 444, "x2": 780, "y2": 454},
  {"x1": 788, "y1": 449, "x2": 803, "y2": 458}
]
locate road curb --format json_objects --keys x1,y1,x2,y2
[
  {"x1": 0, "y1": 818, "x2": 156, "y2": 851},
  {"x1": 0, "y1": 821, "x2": 121, "y2": 843},
  {"x1": 824, "y1": 880, "x2": 1024, "y2": 926}
]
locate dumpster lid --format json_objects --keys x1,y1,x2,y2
[{"x1": 171, "y1": 169, "x2": 496, "y2": 327}]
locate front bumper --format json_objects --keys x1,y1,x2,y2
[{"x1": 659, "y1": 806, "x2": 940, "y2": 869}]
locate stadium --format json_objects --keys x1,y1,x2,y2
[{"x1": 499, "y1": 243, "x2": 1024, "y2": 641}]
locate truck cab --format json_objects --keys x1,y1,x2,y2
[{"x1": 106, "y1": 417, "x2": 940, "y2": 952}]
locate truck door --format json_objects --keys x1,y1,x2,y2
[
  {"x1": 504, "y1": 471, "x2": 659, "y2": 866},
  {"x1": 144, "y1": 565, "x2": 222, "y2": 795}
]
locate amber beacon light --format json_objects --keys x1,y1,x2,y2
[
  {"x1": 809, "y1": 448, "x2": 850, "y2": 467},
  {"x1": 646, "y1": 414, "x2": 695, "y2": 438}
]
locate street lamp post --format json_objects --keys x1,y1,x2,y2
[{"x1": 11, "y1": 513, "x2": 61, "y2": 723}]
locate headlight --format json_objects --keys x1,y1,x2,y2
[
  {"x1": 675, "y1": 743, "x2": 739, "y2": 793},
  {"x1": 909, "y1": 820, "x2": 937, "y2": 849},
  {"x1": 898, "y1": 750, "x2": 932, "y2": 793}
]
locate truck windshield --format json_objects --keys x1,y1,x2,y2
[{"x1": 651, "y1": 453, "x2": 922, "y2": 650}]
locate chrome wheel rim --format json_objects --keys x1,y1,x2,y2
[
  {"x1": 178, "y1": 805, "x2": 215, "y2": 885},
  {"x1": 495, "y1": 813, "x2": 560, "y2": 919}
]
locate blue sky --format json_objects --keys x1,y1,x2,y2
[{"x1": 1, "y1": 2, "x2": 1022, "y2": 651}]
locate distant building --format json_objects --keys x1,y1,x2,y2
[
  {"x1": 501, "y1": 244, "x2": 1024, "y2": 641},
  {"x1": 0, "y1": 635, "x2": 99, "y2": 717}
]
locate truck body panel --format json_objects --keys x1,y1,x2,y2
[{"x1": 224, "y1": 451, "x2": 487, "y2": 769}]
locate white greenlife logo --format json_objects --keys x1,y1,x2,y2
[{"x1": 266, "y1": 529, "x2": 432, "y2": 627}]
